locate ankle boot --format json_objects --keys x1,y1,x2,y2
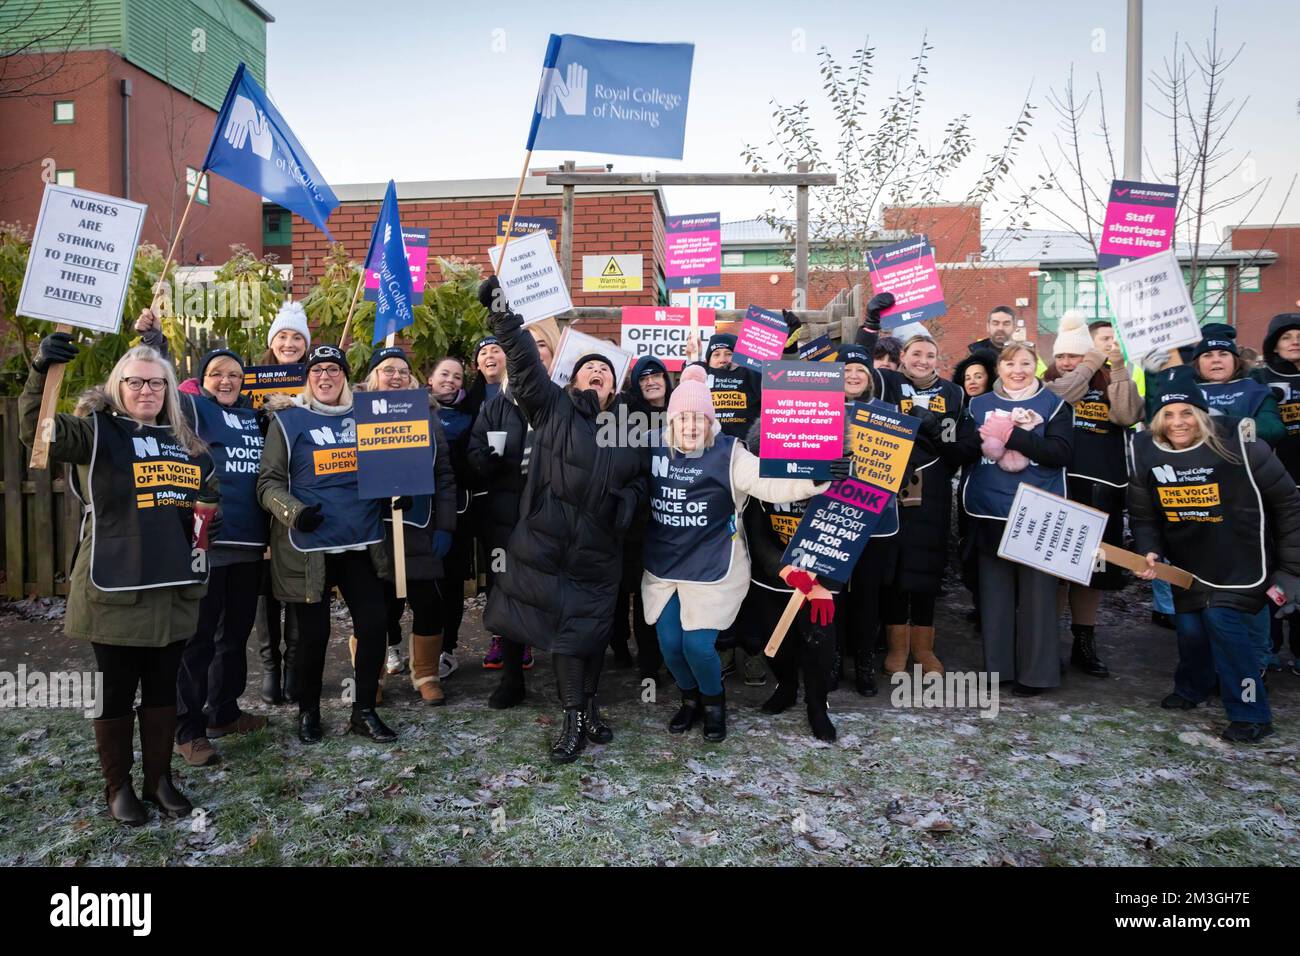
[
  {"x1": 806, "y1": 699, "x2": 837, "y2": 741},
  {"x1": 669, "y1": 687, "x2": 701, "y2": 733},
  {"x1": 583, "y1": 694, "x2": 613, "y2": 744},
  {"x1": 488, "y1": 640, "x2": 526, "y2": 709},
  {"x1": 348, "y1": 706, "x2": 397, "y2": 743},
  {"x1": 298, "y1": 708, "x2": 323, "y2": 743},
  {"x1": 884, "y1": 624, "x2": 911, "y2": 674},
  {"x1": 93, "y1": 714, "x2": 147, "y2": 826},
  {"x1": 910, "y1": 625, "x2": 943, "y2": 675},
  {"x1": 1070, "y1": 625, "x2": 1110, "y2": 677},
  {"x1": 550, "y1": 708, "x2": 587, "y2": 763},
  {"x1": 410, "y1": 632, "x2": 446, "y2": 705},
  {"x1": 854, "y1": 646, "x2": 878, "y2": 696},
  {"x1": 761, "y1": 682, "x2": 798, "y2": 714},
  {"x1": 701, "y1": 691, "x2": 727, "y2": 742},
  {"x1": 137, "y1": 706, "x2": 192, "y2": 819}
]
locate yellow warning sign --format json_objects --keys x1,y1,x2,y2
[
  {"x1": 582, "y1": 254, "x2": 643, "y2": 293},
  {"x1": 602, "y1": 257, "x2": 623, "y2": 277}
]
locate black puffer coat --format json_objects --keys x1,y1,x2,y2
[
  {"x1": 618, "y1": 356, "x2": 673, "y2": 581},
  {"x1": 467, "y1": 386, "x2": 530, "y2": 556},
  {"x1": 381, "y1": 400, "x2": 458, "y2": 582},
  {"x1": 482, "y1": 310, "x2": 648, "y2": 656}
]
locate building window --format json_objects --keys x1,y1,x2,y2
[
  {"x1": 1239, "y1": 265, "x2": 1260, "y2": 293},
  {"x1": 53, "y1": 101, "x2": 75, "y2": 124},
  {"x1": 55, "y1": 169, "x2": 75, "y2": 186},
  {"x1": 186, "y1": 167, "x2": 209, "y2": 205},
  {"x1": 722, "y1": 251, "x2": 744, "y2": 267}
]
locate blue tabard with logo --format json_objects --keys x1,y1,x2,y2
[
  {"x1": 963, "y1": 387, "x2": 1068, "y2": 519},
  {"x1": 1199, "y1": 378, "x2": 1271, "y2": 420},
  {"x1": 275, "y1": 405, "x2": 382, "y2": 552},
  {"x1": 189, "y1": 396, "x2": 268, "y2": 547},
  {"x1": 643, "y1": 434, "x2": 738, "y2": 583}
]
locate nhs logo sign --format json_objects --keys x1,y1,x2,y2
[
  {"x1": 651, "y1": 455, "x2": 670, "y2": 478},
  {"x1": 371, "y1": 398, "x2": 388, "y2": 415},
  {"x1": 132, "y1": 437, "x2": 159, "y2": 458}
]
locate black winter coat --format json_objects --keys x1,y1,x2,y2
[
  {"x1": 381, "y1": 402, "x2": 458, "y2": 582},
  {"x1": 434, "y1": 390, "x2": 478, "y2": 517},
  {"x1": 482, "y1": 311, "x2": 648, "y2": 656},
  {"x1": 467, "y1": 387, "x2": 530, "y2": 555}
]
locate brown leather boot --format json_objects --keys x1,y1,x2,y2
[
  {"x1": 884, "y1": 624, "x2": 911, "y2": 674},
  {"x1": 93, "y1": 714, "x2": 147, "y2": 826},
  {"x1": 410, "y1": 633, "x2": 446, "y2": 706},
  {"x1": 910, "y1": 625, "x2": 944, "y2": 675},
  {"x1": 137, "y1": 706, "x2": 193, "y2": 819}
]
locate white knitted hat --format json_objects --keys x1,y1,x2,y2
[
  {"x1": 267, "y1": 301, "x2": 311, "y2": 349},
  {"x1": 1053, "y1": 309, "x2": 1093, "y2": 357}
]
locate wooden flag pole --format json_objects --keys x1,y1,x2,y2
[
  {"x1": 337, "y1": 266, "x2": 368, "y2": 352},
  {"x1": 493, "y1": 150, "x2": 533, "y2": 275},
  {"x1": 1098, "y1": 543, "x2": 1194, "y2": 589},
  {"x1": 764, "y1": 591, "x2": 805, "y2": 658},
  {"x1": 151, "y1": 182, "x2": 202, "y2": 314},
  {"x1": 28, "y1": 323, "x2": 73, "y2": 470},
  {"x1": 383, "y1": 330, "x2": 409, "y2": 599}
]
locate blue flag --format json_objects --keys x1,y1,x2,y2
[
  {"x1": 527, "y1": 34, "x2": 694, "y2": 159},
  {"x1": 203, "y1": 63, "x2": 339, "y2": 238},
  {"x1": 367, "y1": 181, "x2": 415, "y2": 345}
]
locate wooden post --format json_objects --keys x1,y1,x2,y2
[
  {"x1": 494, "y1": 150, "x2": 534, "y2": 275},
  {"x1": 32, "y1": 463, "x2": 53, "y2": 596},
  {"x1": 4, "y1": 400, "x2": 25, "y2": 598},
  {"x1": 559, "y1": 159, "x2": 576, "y2": 293},
  {"x1": 795, "y1": 160, "x2": 810, "y2": 311},
  {"x1": 765, "y1": 591, "x2": 805, "y2": 657},
  {"x1": 27, "y1": 323, "x2": 72, "y2": 470}
]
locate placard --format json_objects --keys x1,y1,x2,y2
[
  {"x1": 496, "y1": 215, "x2": 558, "y2": 249},
  {"x1": 671, "y1": 291, "x2": 734, "y2": 310},
  {"x1": 732, "y1": 305, "x2": 789, "y2": 372},
  {"x1": 665, "y1": 212, "x2": 721, "y2": 289},
  {"x1": 16, "y1": 184, "x2": 147, "y2": 333},
  {"x1": 866, "y1": 235, "x2": 946, "y2": 331},
  {"x1": 780, "y1": 478, "x2": 893, "y2": 584},
  {"x1": 354, "y1": 388, "x2": 435, "y2": 500},
  {"x1": 242, "y1": 364, "x2": 306, "y2": 409},
  {"x1": 488, "y1": 229, "x2": 572, "y2": 325},
  {"x1": 620, "y1": 306, "x2": 716, "y2": 372},
  {"x1": 848, "y1": 400, "x2": 920, "y2": 495},
  {"x1": 798, "y1": 334, "x2": 837, "y2": 362},
  {"x1": 996, "y1": 483, "x2": 1109, "y2": 586},
  {"x1": 582, "y1": 254, "x2": 643, "y2": 292},
  {"x1": 1100, "y1": 249, "x2": 1201, "y2": 359},
  {"x1": 365, "y1": 227, "x2": 428, "y2": 305},
  {"x1": 551, "y1": 327, "x2": 633, "y2": 392},
  {"x1": 758, "y1": 360, "x2": 845, "y2": 479},
  {"x1": 1098, "y1": 180, "x2": 1178, "y2": 270}
]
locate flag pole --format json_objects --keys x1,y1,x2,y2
[
  {"x1": 151, "y1": 179, "x2": 202, "y2": 314},
  {"x1": 493, "y1": 150, "x2": 533, "y2": 275},
  {"x1": 337, "y1": 265, "x2": 367, "y2": 352}
]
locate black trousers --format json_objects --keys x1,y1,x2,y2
[
  {"x1": 612, "y1": 577, "x2": 662, "y2": 675},
  {"x1": 384, "y1": 578, "x2": 444, "y2": 645},
  {"x1": 839, "y1": 541, "x2": 890, "y2": 661},
  {"x1": 441, "y1": 511, "x2": 474, "y2": 652},
  {"x1": 176, "y1": 560, "x2": 262, "y2": 742},
  {"x1": 292, "y1": 551, "x2": 388, "y2": 713},
  {"x1": 883, "y1": 590, "x2": 936, "y2": 627},
  {"x1": 92, "y1": 641, "x2": 185, "y2": 720},
  {"x1": 759, "y1": 589, "x2": 834, "y2": 710}
]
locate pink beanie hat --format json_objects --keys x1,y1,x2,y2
[{"x1": 667, "y1": 365, "x2": 716, "y2": 425}]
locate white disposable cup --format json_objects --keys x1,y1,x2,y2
[
  {"x1": 487, "y1": 431, "x2": 507, "y2": 455},
  {"x1": 911, "y1": 394, "x2": 931, "y2": 411}
]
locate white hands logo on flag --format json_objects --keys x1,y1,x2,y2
[
  {"x1": 536, "y1": 62, "x2": 588, "y2": 119},
  {"x1": 224, "y1": 95, "x2": 273, "y2": 160}
]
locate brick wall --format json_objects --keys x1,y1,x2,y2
[
  {"x1": 1229, "y1": 225, "x2": 1300, "y2": 350},
  {"x1": 883, "y1": 203, "x2": 983, "y2": 263}
]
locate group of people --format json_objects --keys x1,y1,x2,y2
[{"x1": 20, "y1": 279, "x2": 1300, "y2": 827}]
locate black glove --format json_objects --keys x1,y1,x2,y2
[
  {"x1": 865, "y1": 292, "x2": 896, "y2": 329},
  {"x1": 255, "y1": 407, "x2": 273, "y2": 436},
  {"x1": 488, "y1": 442, "x2": 504, "y2": 458},
  {"x1": 829, "y1": 456, "x2": 853, "y2": 481},
  {"x1": 392, "y1": 496, "x2": 414, "y2": 513},
  {"x1": 478, "y1": 276, "x2": 507, "y2": 315},
  {"x1": 1273, "y1": 570, "x2": 1300, "y2": 618},
  {"x1": 206, "y1": 509, "x2": 224, "y2": 542},
  {"x1": 34, "y1": 332, "x2": 78, "y2": 372},
  {"x1": 294, "y1": 503, "x2": 324, "y2": 533},
  {"x1": 916, "y1": 408, "x2": 944, "y2": 440},
  {"x1": 780, "y1": 309, "x2": 803, "y2": 335}
]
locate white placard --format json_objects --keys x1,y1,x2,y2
[
  {"x1": 488, "y1": 229, "x2": 571, "y2": 326},
  {"x1": 1101, "y1": 249, "x2": 1201, "y2": 361},
  {"x1": 550, "y1": 327, "x2": 633, "y2": 393},
  {"x1": 996, "y1": 483, "x2": 1109, "y2": 586},
  {"x1": 16, "y1": 184, "x2": 147, "y2": 334},
  {"x1": 670, "y1": 290, "x2": 734, "y2": 310}
]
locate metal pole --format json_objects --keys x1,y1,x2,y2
[
  {"x1": 1123, "y1": 0, "x2": 1143, "y2": 179},
  {"x1": 795, "y1": 160, "x2": 810, "y2": 310}
]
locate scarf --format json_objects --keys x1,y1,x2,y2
[{"x1": 998, "y1": 380, "x2": 1040, "y2": 401}]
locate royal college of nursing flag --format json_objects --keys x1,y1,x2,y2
[
  {"x1": 527, "y1": 35, "x2": 695, "y2": 160},
  {"x1": 367, "y1": 181, "x2": 415, "y2": 345},
  {"x1": 202, "y1": 63, "x2": 339, "y2": 237}
]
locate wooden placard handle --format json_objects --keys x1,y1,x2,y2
[
  {"x1": 764, "y1": 590, "x2": 805, "y2": 657},
  {"x1": 391, "y1": 501, "x2": 407, "y2": 599},
  {"x1": 28, "y1": 323, "x2": 72, "y2": 471},
  {"x1": 1099, "y1": 542, "x2": 1194, "y2": 589}
]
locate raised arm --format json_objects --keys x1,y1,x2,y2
[{"x1": 478, "y1": 277, "x2": 559, "y2": 430}]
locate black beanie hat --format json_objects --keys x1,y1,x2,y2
[
  {"x1": 472, "y1": 336, "x2": 501, "y2": 367},
  {"x1": 836, "y1": 344, "x2": 871, "y2": 368},
  {"x1": 572, "y1": 352, "x2": 616, "y2": 380},
  {"x1": 305, "y1": 344, "x2": 350, "y2": 379},
  {"x1": 706, "y1": 333, "x2": 737, "y2": 360},
  {"x1": 1194, "y1": 323, "x2": 1238, "y2": 359},
  {"x1": 368, "y1": 345, "x2": 409, "y2": 375},
  {"x1": 1155, "y1": 365, "x2": 1208, "y2": 413},
  {"x1": 197, "y1": 348, "x2": 243, "y2": 381}
]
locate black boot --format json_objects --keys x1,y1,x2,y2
[
  {"x1": 701, "y1": 691, "x2": 727, "y2": 742},
  {"x1": 761, "y1": 683, "x2": 798, "y2": 714},
  {"x1": 854, "y1": 649, "x2": 877, "y2": 696},
  {"x1": 281, "y1": 603, "x2": 300, "y2": 704},
  {"x1": 550, "y1": 708, "x2": 587, "y2": 763},
  {"x1": 137, "y1": 706, "x2": 192, "y2": 819},
  {"x1": 762, "y1": 646, "x2": 799, "y2": 713},
  {"x1": 256, "y1": 596, "x2": 283, "y2": 704},
  {"x1": 348, "y1": 706, "x2": 397, "y2": 743},
  {"x1": 1070, "y1": 625, "x2": 1110, "y2": 677},
  {"x1": 582, "y1": 653, "x2": 612, "y2": 744},
  {"x1": 669, "y1": 688, "x2": 701, "y2": 733},
  {"x1": 93, "y1": 714, "x2": 148, "y2": 826},
  {"x1": 298, "y1": 708, "x2": 323, "y2": 743},
  {"x1": 488, "y1": 640, "x2": 526, "y2": 709}
]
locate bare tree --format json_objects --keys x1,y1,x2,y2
[{"x1": 0, "y1": 0, "x2": 103, "y2": 99}]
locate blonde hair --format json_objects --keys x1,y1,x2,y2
[
  {"x1": 364, "y1": 354, "x2": 412, "y2": 392},
  {"x1": 901, "y1": 334, "x2": 936, "y2": 354},
  {"x1": 299, "y1": 376, "x2": 353, "y2": 409},
  {"x1": 101, "y1": 346, "x2": 207, "y2": 457},
  {"x1": 664, "y1": 413, "x2": 717, "y2": 455},
  {"x1": 1150, "y1": 404, "x2": 1240, "y2": 464}
]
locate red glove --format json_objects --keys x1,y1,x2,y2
[
  {"x1": 809, "y1": 597, "x2": 835, "y2": 627},
  {"x1": 784, "y1": 569, "x2": 817, "y2": 595}
]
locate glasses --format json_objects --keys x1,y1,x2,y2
[
  {"x1": 378, "y1": 367, "x2": 410, "y2": 379},
  {"x1": 309, "y1": 365, "x2": 344, "y2": 378},
  {"x1": 124, "y1": 377, "x2": 166, "y2": 392},
  {"x1": 204, "y1": 371, "x2": 243, "y2": 383}
]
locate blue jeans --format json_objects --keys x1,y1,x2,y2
[
  {"x1": 655, "y1": 592, "x2": 723, "y2": 696},
  {"x1": 1173, "y1": 605, "x2": 1271, "y2": 724},
  {"x1": 1151, "y1": 578, "x2": 1175, "y2": 615}
]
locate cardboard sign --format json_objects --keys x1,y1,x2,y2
[
  {"x1": 621, "y1": 306, "x2": 715, "y2": 372},
  {"x1": 1101, "y1": 249, "x2": 1201, "y2": 359},
  {"x1": 996, "y1": 483, "x2": 1109, "y2": 586},
  {"x1": 16, "y1": 184, "x2": 147, "y2": 334},
  {"x1": 242, "y1": 364, "x2": 306, "y2": 409},
  {"x1": 848, "y1": 400, "x2": 920, "y2": 495},
  {"x1": 866, "y1": 235, "x2": 946, "y2": 331},
  {"x1": 798, "y1": 334, "x2": 837, "y2": 362},
  {"x1": 671, "y1": 290, "x2": 734, "y2": 309},
  {"x1": 582, "y1": 254, "x2": 643, "y2": 292},
  {"x1": 780, "y1": 478, "x2": 893, "y2": 584},
  {"x1": 759, "y1": 360, "x2": 845, "y2": 479},
  {"x1": 665, "y1": 212, "x2": 721, "y2": 289},
  {"x1": 1098, "y1": 180, "x2": 1178, "y2": 270},
  {"x1": 733, "y1": 306, "x2": 789, "y2": 372},
  {"x1": 354, "y1": 388, "x2": 436, "y2": 500},
  {"x1": 489, "y1": 229, "x2": 572, "y2": 325},
  {"x1": 497, "y1": 215, "x2": 558, "y2": 249},
  {"x1": 551, "y1": 327, "x2": 633, "y2": 392},
  {"x1": 365, "y1": 227, "x2": 428, "y2": 305}
]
